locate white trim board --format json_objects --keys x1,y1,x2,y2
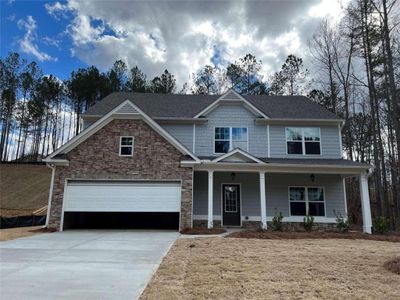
[{"x1": 211, "y1": 148, "x2": 266, "y2": 164}]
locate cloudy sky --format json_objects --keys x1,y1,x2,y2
[{"x1": 1, "y1": 0, "x2": 349, "y2": 88}]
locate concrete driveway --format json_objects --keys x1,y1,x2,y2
[{"x1": 0, "y1": 230, "x2": 178, "y2": 299}]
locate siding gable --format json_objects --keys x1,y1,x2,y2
[
  {"x1": 161, "y1": 124, "x2": 194, "y2": 152},
  {"x1": 195, "y1": 104, "x2": 268, "y2": 157}
]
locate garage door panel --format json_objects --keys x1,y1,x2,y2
[{"x1": 64, "y1": 181, "x2": 181, "y2": 212}]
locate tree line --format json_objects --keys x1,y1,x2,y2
[
  {"x1": 307, "y1": 0, "x2": 399, "y2": 229},
  {"x1": 0, "y1": 0, "x2": 399, "y2": 228},
  {"x1": 0, "y1": 51, "x2": 307, "y2": 163}
]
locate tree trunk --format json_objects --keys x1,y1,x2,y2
[{"x1": 381, "y1": 0, "x2": 400, "y2": 161}]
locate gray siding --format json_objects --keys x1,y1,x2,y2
[
  {"x1": 269, "y1": 125, "x2": 341, "y2": 159},
  {"x1": 193, "y1": 171, "x2": 260, "y2": 217},
  {"x1": 195, "y1": 104, "x2": 268, "y2": 157},
  {"x1": 193, "y1": 172, "x2": 345, "y2": 219},
  {"x1": 266, "y1": 173, "x2": 345, "y2": 218},
  {"x1": 161, "y1": 124, "x2": 193, "y2": 151}
]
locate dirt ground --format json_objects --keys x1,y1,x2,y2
[
  {"x1": 141, "y1": 237, "x2": 400, "y2": 300},
  {"x1": 0, "y1": 226, "x2": 44, "y2": 241}
]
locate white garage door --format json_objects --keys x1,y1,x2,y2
[{"x1": 64, "y1": 181, "x2": 181, "y2": 212}]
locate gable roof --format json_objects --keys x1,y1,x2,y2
[
  {"x1": 210, "y1": 148, "x2": 266, "y2": 164},
  {"x1": 84, "y1": 91, "x2": 341, "y2": 120},
  {"x1": 193, "y1": 90, "x2": 269, "y2": 119},
  {"x1": 45, "y1": 100, "x2": 199, "y2": 163}
]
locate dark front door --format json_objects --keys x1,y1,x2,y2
[{"x1": 222, "y1": 184, "x2": 241, "y2": 226}]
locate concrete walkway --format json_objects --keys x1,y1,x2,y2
[{"x1": 0, "y1": 230, "x2": 178, "y2": 300}]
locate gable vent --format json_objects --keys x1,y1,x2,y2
[
  {"x1": 221, "y1": 90, "x2": 242, "y2": 101},
  {"x1": 116, "y1": 103, "x2": 139, "y2": 114}
]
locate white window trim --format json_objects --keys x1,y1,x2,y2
[
  {"x1": 285, "y1": 127, "x2": 322, "y2": 156},
  {"x1": 288, "y1": 186, "x2": 326, "y2": 217},
  {"x1": 214, "y1": 126, "x2": 248, "y2": 154},
  {"x1": 119, "y1": 136, "x2": 134, "y2": 157}
]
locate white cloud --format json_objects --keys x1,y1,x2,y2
[
  {"x1": 45, "y1": 1, "x2": 70, "y2": 20},
  {"x1": 46, "y1": 0, "x2": 350, "y2": 88},
  {"x1": 42, "y1": 36, "x2": 61, "y2": 49},
  {"x1": 308, "y1": 0, "x2": 350, "y2": 24},
  {"x1": 17, "y1": 16, "x2": 57, "y2": 62}
]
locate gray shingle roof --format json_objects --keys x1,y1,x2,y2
[{"x1": 84, "y1": 92, "x2": 341, "y2": 120}]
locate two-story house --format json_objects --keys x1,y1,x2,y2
[{"x1": 44, "y1": 90, "x2": 373, "y2": 233}]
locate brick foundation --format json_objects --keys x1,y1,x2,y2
[
  {"x1": 48, "y1": 119, "x2": 193, "y2": 231},
  {"x1": 193, "y1": 220, "x2": 222, "y2": 228}
]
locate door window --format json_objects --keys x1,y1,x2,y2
[{"x1": 224, "y1": 186, "x2": 238, "y2": 212}]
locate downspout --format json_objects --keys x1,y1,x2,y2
[{"x1": 45, "y1": 163, "x2": 56, "y2": 228}]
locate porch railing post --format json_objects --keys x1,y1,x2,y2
[
  {"x1": 208, "y1": 170, "x2": 214, "y2": 228},
  {"x1": 259, "y1": 172, "x2": 267, "y2": 229}
]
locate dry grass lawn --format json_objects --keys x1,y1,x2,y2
[
  {"x1": 0, "y1": 226, "x2": 44, "y2": 241},
  {"x1": 141, "y1": 237, "x2": 400, "y2": 300}
]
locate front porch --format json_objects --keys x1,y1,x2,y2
[{"x1": 192, "y1": 169, "x2": 372, "y2": 233}]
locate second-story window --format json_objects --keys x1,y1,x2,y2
[
  {"x1": 119, "y1": 136, "x2": 134, "y2": 156},
  {"x1": 215, "y1": 127, "x2": 248, "y2": 153},
  {"x1": 286, "y1": 127, "x2": 321, "y2": 155}
]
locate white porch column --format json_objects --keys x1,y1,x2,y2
[
  {"x1": 259, "y1": 172, "x2": 267, "y2": 229},
  {"x1": 208, "y1": 170, "x2": 214, "y2": 228},
  {"x1": 359, "y1": 174, "x2": 372, "y2": 234}
]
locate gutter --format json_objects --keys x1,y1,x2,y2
[
  {"x1": 255, "y1": 118, "x2": 345, "y2": 125},
  {"x1": 154, "y1": 117, "x2": 208, "y2": 124},
  {"x1": 43, "y1": 158, "x2": 70, "y2": 166}
]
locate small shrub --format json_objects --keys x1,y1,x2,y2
[
  {"x1": 303, "y1": 215, "x2": 314, "y2": 231},
  {"x1": 383, "y1": 257, "x2": 400, "y2": 275},
  {"x1": 271, "y1": 210, "x2": 284, "y2": 231},
  {"x1": 334, "y1": 211, "x2": 349, "y2": 233},
  {"x1": 373, "y1": 217, "x2": 390, "y2": 234}
]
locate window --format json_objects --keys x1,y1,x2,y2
[
  {"x1": 119, "y1": 136, "x2": 134, "y2": 156},
  {"x1": 286, "y1": 127, "x2": 321, "y2": 155},
  {"x1": 307, "y1": 187, "x2": 325, "y2": 216},
  {"x1": 289, "y1": 187, "x2": 325, "y2": 217},
  {"x1": 215, "y1": 127, "x2": 230, "y2": 153},
  {"x1": 215, "y1": 127, "x2": 248, "y2": 153},
  {"x1": 224, "y1": 186, "x2": 239, "y2": 212}
]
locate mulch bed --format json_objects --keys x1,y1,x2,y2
[
  {"x1": 29, "y1": 227, "x2": 57, "y2": 233},
  {"x1": 180, "y1": 228, "x2": 226, "y2": 235},
  {"x1": 384, "y1": 257, "x2": 400, "y2": 275},
  {"x1": 226, "y1": 230, "x2": 400, "y2": 242}
]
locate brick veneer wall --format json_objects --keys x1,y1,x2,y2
[{"x1": 48, "y1": 119, "x2": 193, "y2": 231}]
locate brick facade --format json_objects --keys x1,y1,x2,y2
[{"x1": 48, "y1": 119, "x2": 193, "y2": 231}]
